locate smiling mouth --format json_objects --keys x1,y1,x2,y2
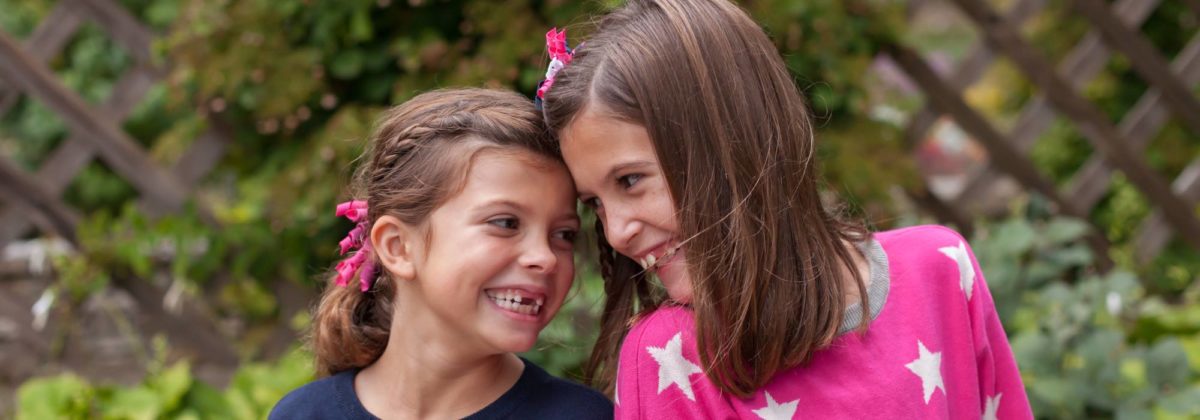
[
  {"x1": 485, "y1": 289, "x2": 545, "y2": 316},
  {"x1": 637, "y1": 243, "x2": 682, "y2": 271}
]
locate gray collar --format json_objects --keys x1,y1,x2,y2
[{"x1": 836, "y1": 237, "x2": 890, "y2": 335}]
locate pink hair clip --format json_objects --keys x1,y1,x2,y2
[
  {"x1": 334, "y1": 200, "x2": 376, "y2": 291},
  {"x1": 535, "y1": 28, "x2": 578, "y2": 106}
]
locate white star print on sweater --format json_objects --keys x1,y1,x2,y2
[
  {"x1": 938, "y1": 240, "x2": 976, "y2": 300},
  {"x1": 905, "y1": 340, "x2": 945, "y2": 404},
  {"x1": 646, "y1": 332, "x2": 703, "y2": 400},
  {"x1": 613, "y1": 225, "x2": 1032, "y2": 419}
]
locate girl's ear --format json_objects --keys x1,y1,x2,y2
[{"x1": 371, "y1": 215, "x2": 418, "y2": 281}]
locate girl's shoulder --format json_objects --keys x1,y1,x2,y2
[
  {"x1": 873, "y1": 224, "x2": 968, "y2": 249},
  {"x1": 625, "y1": 305, "x2": 697, "y2": 350},
  {"x1": 269, "y1": 369, "x2": 374, "y2": 419},
  {"x1": 872, "y1": 224, "x2": 976, "y2": 271}
]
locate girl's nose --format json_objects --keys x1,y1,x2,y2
[
  {"x1": 602, "y1": 203, "x2": 642, "y2": 253},
  {"x1": 518, "y1": 236, "x2": 558, "y2": 274}
]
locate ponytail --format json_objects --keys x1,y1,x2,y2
[{"x1": 310, "y1": 273, "x2": 395, "y2": 376}]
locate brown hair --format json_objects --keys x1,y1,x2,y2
[
  {"x1": 311, "y1": 88, "x2": 558, "y2": 376},
  {"x1": 543, "y1": 0, "x2": 868, "y2": 398}
]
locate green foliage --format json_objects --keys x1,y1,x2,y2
[
  {"x1": 16, "y1": 345, "x2": 314, "y2": 419},
  {"x1": 972, "y1": 212, "x2": 1200, "y2": 419}
]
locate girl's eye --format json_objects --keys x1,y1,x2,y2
[
  {"x1": 488, "y1": 217, "x2": 519, "y2": 230},
  {"x1": 618, "y1": 174, "x2": 642, "y2": 189},
  {"x1": 554, "y1": 229, "x2": 578, "y2": 244}
]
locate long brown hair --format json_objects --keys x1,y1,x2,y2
[
  {"x1": 311, "y1": 88, "x2": 558, "y2": 376},
  {"x1": 543, "y1": 0, "x2": 868, "y2": 398}
]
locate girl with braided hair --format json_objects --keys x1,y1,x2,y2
[{"x1": 270, "y1": 88, "x2": 612, "y2": 419}]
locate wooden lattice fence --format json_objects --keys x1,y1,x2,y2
[
  {"x1": 0, "y1": 0, "x2": 228, "y2": 250},
  {"x1": 0, "y1": 0, "x2": 239, "y2": 369},
  {"x1": 888, "y1": 0, "x2": 1200, "y2": 267}
]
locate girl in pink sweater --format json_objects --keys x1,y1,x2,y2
[{"x1": 537, "y1": 0, "x2": 1034, "y2": 418}]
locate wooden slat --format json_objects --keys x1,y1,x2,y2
[
  {"x1": 75, "y1": 0, "x2": 156, "y2": 65},
  {"x1": 886, "y1": 45, "x2": 1086, "y2": 217},
  {"x1": 0, "y1": 0, "x2": 85, "y2": 114},
  {"x1": 0, "y1": 66, "x2": 158, "y2": 245},
  {"x1": 1127, "y1": 35, "x2": 1200, "y2": 262},
  {"x1": 135, "y1": 120, "x2": 231, "y2": 227},
  {"x1": 0, "y1": 32, "x2": 189, "y2": 215},
  {"x1": 946, "y1": 0, "x2": 1200, "y2": 251},
  {"x1": 0, "y1": 157, "x2": 81, "y2": 244},
  {"x1": 897, "y1": 0, "x2": 1044, "y2": 225},
  {"x1": 1069, "y1": 34, "x2": 1200, "y2": 209},
  {"x1": 886, "y1": 43, "x2": 1114, "y2": 267},
  {"x1": 1135, "y1": 158, "x2": 1200, "y2": 263},
  {"x1": 955, "y1": 0, "x2": 1160, "y2": 205},
  {"x1": 902, "y1": 0, "x2": 1045, "y2": 150},
  {"x1": 173, "y1": 124, "x2": 229, "y2": 187},
  {"x1": 1071, "y1": 0, "x2": 1200, "y2": 136}
]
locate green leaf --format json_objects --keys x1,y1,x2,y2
[
  {"x1": 181, "y1": 382, "x2": 232, "y2": 418},
  {"x1": 1042, "y1": 218, "x2": 1092, "y2": 245},
  {"x1": 16, "y1": 374, "x2": 93, "y2": 420},
  {"x1": 991, "y1": 218, "x2": 1037, "y2": 256},
  {"x1": 349, "y1": 8, "x2": 373, "y2": 42},
  {"x1": 1146, "y1": 339, "x2": 1190, "y2": 391},
  {"x1": 330, "y1": 49, "x2": 365, "y2": 79},
  {"x1": 149, "y1": 361, "x2": 193, "y2": 412},
  {"x1": 102, "y1": 387, "x2": 162, "y2": 420},
  {"x1": 1157, "y1": 385, "x2": 1200, "y2": 416}
]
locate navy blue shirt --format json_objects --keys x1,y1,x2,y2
[{"x1": 269, "y1": 358, "x2": 613, "y2": 419}]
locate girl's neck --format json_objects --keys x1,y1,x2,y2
[
  {"x1": 354, "y1": 315, "x2": 524, "y2": 419},
  {"x1": 839, "y1": 238, "x2": 872, "y2": 307}
]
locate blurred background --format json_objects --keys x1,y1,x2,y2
[{"x1": 0, "y1": 0, "x2": 1197, "y2": 418}]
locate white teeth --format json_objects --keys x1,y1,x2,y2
[
  {"x1": 638, "y1": 254, "x2": 659, "y2": 270},
  {"x1": 487, "y1": 289, "x2": 544, "y2": 316}
]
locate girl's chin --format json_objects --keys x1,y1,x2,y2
[
  {"x1": 657, "y1": 265, "x2": 693, "y2": 304},
  {"x1": 665, "y1": 289, "x2": 692, "y2": 304}
]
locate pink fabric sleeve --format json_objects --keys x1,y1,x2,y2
[{"x1": 960, "y1": 235, "x2": 1034, "y2": 419}]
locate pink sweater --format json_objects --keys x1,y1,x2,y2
[{"x1": 614, "y1": 225, "x2": 1033, "y2": 419}]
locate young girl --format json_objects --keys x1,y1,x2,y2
[
  {"x1": 270, "y1": 88, "x2": 612, "y2": 419},
  {"x1": 539, "y1": 0, "x2": 1033, "y2": 418}
]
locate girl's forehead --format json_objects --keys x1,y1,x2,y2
[
  {"x1": 560, "y1": 119, "x2": 659, "y2": 197},
  {"x1": 452, "y1": 150, "x2": 574, "y2": 202}
]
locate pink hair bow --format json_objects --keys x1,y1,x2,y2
[
  {"x1": 535, "y1": 28, "x2": 577, "y2": 104},
  {"x1": 334, "y1": 200, "x2": 376, "y2": 291}
]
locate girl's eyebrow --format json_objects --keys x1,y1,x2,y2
[
  {"x1": 476, "y1": 199, "x2": 578, "y2": 222},
  {"x1": 605, "y1": 160, "x2": 655, "y2": 180},
  {"x1": 473, "y1": 199, "x2": 527, "y2": 214}
]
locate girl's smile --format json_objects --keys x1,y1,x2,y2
[
  {"x1": 560, "y1": 104, "x2": 694, "y2": 303},
  {"x1": 394, "y1": 148, "x2": 580, "y2": 353}
]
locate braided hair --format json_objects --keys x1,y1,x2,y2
[{"x1": 311, "y1": 88, "x2": 558, "y2": 376}]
